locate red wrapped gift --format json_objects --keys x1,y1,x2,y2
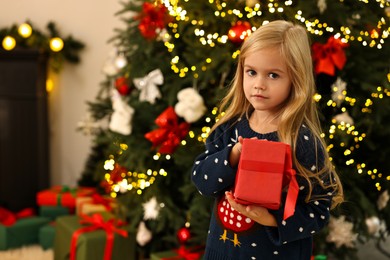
[
  {"x1": 37, "y1": 186, "x2": 96, "y2": 208},
  {"x1": 233, "y1": 139, "x2": 299, "y2": 220}
]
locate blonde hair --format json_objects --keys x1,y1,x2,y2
[{"x1": 212, "y1": 20, "x2": 343, "y2": 207}]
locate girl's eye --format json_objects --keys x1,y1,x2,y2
[
  {"x1": 269, "y1": 72, "x2": 279, "y2": 79},
  {"x1": 246, "y1": 70, "x2": 256, "y2": 76}
]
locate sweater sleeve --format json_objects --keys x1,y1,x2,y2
[
  {"x1": 266, "y1": 127, "x2": 333, "y2": 245},
  {"x1": 191, "y1": 123, "x2": 238, "y2": 198}
]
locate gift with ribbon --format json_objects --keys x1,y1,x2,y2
[
  {"x1": 39, "y1": 221, "x2": 56, "y2": 249},
  {"x1": 36, "y1": 185, "x2": 96, "y2": 208},
  {"x1": 133, "y1": 69, "x2": 163, "y2": 104},
  {"x1": 145, "y1": 106, "x2": 190, "y2": 154},
  {"x1": 0, "y1": 207, "x2": 50, "y2": 250},
  {"x1": 312, "y1": 36, "x2": 349, "y2": 76},
  {"x1": 76, "y1": 193, "x2": 116, "y2": 216},
  {"x1": 233, "y1": 139, "x2": 299, "y2": 220},
  {"x1": 54, "y1": 213, "x2": 136, "y2": 260}
]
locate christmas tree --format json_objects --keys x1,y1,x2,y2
[{"x1": 78, "y1": 0, "x2": 390, "y2": 259}]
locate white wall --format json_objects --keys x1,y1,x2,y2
[{"x1": 0, "y1": 0, "x2": 122, "y2": 186}]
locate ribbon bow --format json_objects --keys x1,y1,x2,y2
[
  {"x1": 312, "y1": 36, "x2": 349, "y2": 76},
  {"x1": 91, "y1": 193, "x2": 114, "y2": 211},
  {"x1": 0, "y1": 207, "x2": 35, "y2": 226},
  {"x1": 70, "y1": 214, "x2": 128, "y2": 260},
  {"x1": 133, "y1": 69, "x2": 163, "y2": 104},
  {"x1": 145, "y1": 106, "x2": 190, "y2": 154}
]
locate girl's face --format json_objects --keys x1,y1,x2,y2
[{"x1": 243, "y1": 47, "x2": 292, "y2": 116}]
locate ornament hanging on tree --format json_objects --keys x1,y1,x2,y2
[
  {"x1": 133, "y1": 69, "x2": 163, "y2": 104},
  {"x1": 115, "y1": 76, "x2": 131, "y2": 96},
  {"x1": 174, "y1": 87, "x2": 207, "y2": 123},
  {"x1": 333, "y1": 112, "x2": 354, "y2": 125},
  {"x1": 109, "y1": 89, "x2": 134, "y2": 135},
  {"x1": 136, "y1": 2, "x2": 172, "y2": 40},
  {"x1": 77, "y1": 112, "x2": 101, "y2": 136},
  {"x1": 312, "y1": 36, "x2": 349, "y2": 76},
  {"x1": 331, "y1": 77, "x2": 347, "y2": 107},
  {"x1": 101, "y1": 163, "x2": 128, "y2": 193},
  {"x1": 102, "y1": 48, "x2": 127, "y2": 76},
  {"x1": 228, "y1": 21, "x2": 252, "y2": 45},
  {"x1": 144, "y1": 107, "x2": 190, "y2": 154},
  {"x1": 177, "y1": 227, "x2": 191, "y2": 244},
  {"x1": 136, "y1": 221, "x2": 153, "y2": 246},
  {"x1": 377, "y1": 190, "x2": 389, "y2": 210},
  {"x1": 142, "y1": 197, "x2": 161, "y2": 220},
  {"x1": 326, "y1": 215, "x2": 357, "y2": 248}
]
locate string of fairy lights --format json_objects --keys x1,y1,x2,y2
[{"x1": 102, "y1": 0, "x2": 389, "y2": 195}]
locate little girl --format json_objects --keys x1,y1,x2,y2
[{"x1": 191, "y1": 20, "x2": 343, "y2": 259}]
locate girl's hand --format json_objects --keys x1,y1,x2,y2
[
  {"x1": 225, "y1": 191, "x2": 277, "y2": 227},
  {"x1": 229, "y1": 136, "x2": 244, "y2": 167}
]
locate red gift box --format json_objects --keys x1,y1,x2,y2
[
  {"x1": 233, "y1": 139, "x2": 299, "y2": 220},
  {"x1": 37, "y1": 185, "x2": 96, "y2": 208}
]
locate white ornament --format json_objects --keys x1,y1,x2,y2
[
  {"x1": 136, "y1": 221, "x2": 153, "y2": 246},
  {"x1": 333, "y1": 112, "x2": 354, "y2": 125},
  {"x1": 77, "y1": 112, "x2": 100, "y2": 136},
  {"x1": 377, "y1": 190, "x2": 389, "y2": 210},
  {"x1": 326, "y1": 215, "x2": 357, "y2": 248},
  {"x1": 133, "y1": 69, "x2": 163, "y2": 104},
  {"x1": 174, "y1": 87, "x2": 207, "y2": 123},
  {"x1": 114, "y1": 53, "x2": 127, "y2": 69},
  {"x1": 142, "y1": 197, "x2": 161, "y2": 220},
  {"x1": 365, "y1": 216, "x2": 381, "y2": 236},
  {"x1": 331, "y1": 77, "x2": 347, "y2": 107},
  {"x1": 109, "y1": 89, "x2": 134, "y2": 135},
  {"x1": 317, "y1": 0, "x2": 327, "y2": 14},
  {"x1": 102, "y1": 48, "x2": 121, "y2": 76}
]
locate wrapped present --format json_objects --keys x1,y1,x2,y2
[
  {"x1": 39, "y1": 205, "x2": 72, "y2": 220},
  {"x1": 37, "y1": 185, "x2": 96, "y2": 208},
  {"x1": 39, "y1": 222, "x2": 56, "y2": 249},
  {"x1": 0, "y1": 208, "x2": 50, "y2": 250},
  {"x1": 150, "y1": 246, "x2": 204, "y2": 260},
  {"x1": 54, "y1": 213, "x2": 136, "y2": 260},
  {"x1": 76, "y1": 194, "x2": 116, "y2": 216},
  {"x1": 233, "y1": 139, "x2": 299, "y2": 220}
]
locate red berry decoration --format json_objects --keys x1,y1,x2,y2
[
  {"x1": 228, "y1": 21, "x2": 252, "y2": 45},
  {"x1": 115, "y1": 76, "x2": 131, "y2": 96},
  {"x1": 177, "y1": 227, "x2": 191, "y2": 244}
]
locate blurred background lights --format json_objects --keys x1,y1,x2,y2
[
  {"x1": 2, "y1": 36, "x2": 16, "y2": 51},
  {"x1": 49, "y1": 37, "x2": 64, "y2": 52},
  {"x1": 18, "y1": 23, "x2": 33, "y2": 38}
]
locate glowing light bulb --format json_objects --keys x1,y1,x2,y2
[
  {"x1": 50, "y1": 37, "x2": 64, "y2": 52},
  {"x1": 2, "y1": 36, "x2": 16, "y2": 51},
  {"x1": 18, "y1": 23, "x2": 32, "y2": 38}
]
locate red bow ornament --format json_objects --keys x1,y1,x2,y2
[
  {"x1": 312, "y1": 36, "x2": 349, "y2": 76},
  {"x1": 70, "y1": 214, "x2": 128, "y2": 260},
  {"x1": 145, "y1": 107, "x2": 190, "y2": 154},
  {"x1": 136, "y1": 2, "x2": 172, "y2": 39}
]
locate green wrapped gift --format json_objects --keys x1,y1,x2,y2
[
  {"x1": 0, "y1": 216, "x2": 51, "y2": 250},
  {"x1": 39, "y1": 206, "x2": 71, "y2": 220},
  {"x1": 54, "y1": 213, "x2": 136, "y2": 260},
  {"x1": 39, "y1": 222, "x2": 56, "y2": 249}
]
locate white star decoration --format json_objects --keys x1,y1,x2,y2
[{"x1": 142, "y1": 197, "x2": 161, "y2": 220}]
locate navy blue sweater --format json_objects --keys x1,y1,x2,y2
[{"x1": 191, "y1": 117, "x2": 333, "y2": 260}]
